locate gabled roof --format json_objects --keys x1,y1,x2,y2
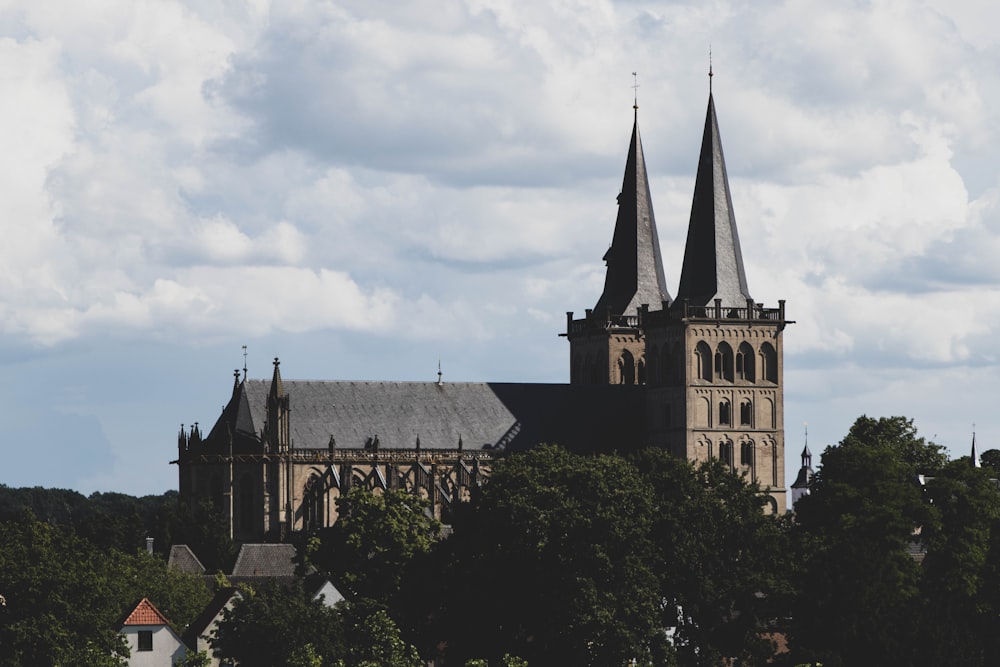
[
  {"x1": 231, "y1": 543, "x2": 298, "y2": 577},
  {"x1": 182, "y1": 588, "x2": 242, "y2": 648},
  {"x1": 204, "y1": 379, "x2": 647, "y2": 454},
  {"x1": 120, "y1": 597, "x2": 171, "y2": 627},
  {"x1": 593, "y1": 108, "x2": 672, "y2": 317},
  {"x1": 167, "y1": 544, "x2": 206, "y2": 575},
  {"x1": 674, "y1": 93, "x2": 752, "y2": 309}
]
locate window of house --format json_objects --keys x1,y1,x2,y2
[{"x1": 138, "y1": 630, "x2": 153, "y2": 651}]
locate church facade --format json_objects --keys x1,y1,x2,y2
[{"x1": 175, "y1": 92, "x2": 790, "y2": 542}]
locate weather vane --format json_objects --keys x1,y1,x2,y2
[
  {"x1": 631, "y1": 71, "x2": 639, "y2": 109},
  {"x1": 242, "y1": 344, "x2": 248, "y2": 380},
  {"x1": 709, "y1": 45, "x2": 714, "y2": 93}
]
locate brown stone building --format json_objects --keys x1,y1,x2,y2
[{"x1": 175, "y1": 91, "x2": 790, "y2": 541}]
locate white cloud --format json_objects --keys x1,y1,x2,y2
[{"x1": 4, "y1": 0, "x2": 1000, "y2": 492}]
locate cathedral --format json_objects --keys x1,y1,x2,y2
[{"x1": 175, "y1": 90, "x2": 790, "y2": 542}]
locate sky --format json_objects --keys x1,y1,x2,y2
[{"x1": 1, "y1": 0, "x2": 999, "y2": 499}]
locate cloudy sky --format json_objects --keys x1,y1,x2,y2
[{"x1": 1, "y1": 0, "x2": 997, "y2": 499}]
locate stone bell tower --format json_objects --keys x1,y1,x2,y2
[
  {"x1": 642, "y1": 91, "x2": 790, "y2": 511},
  {"x1": 564, "y1": 104, "x2": 672, "y2": 386}
]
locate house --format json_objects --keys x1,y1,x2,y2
[
  {"x1": 182, "y1": 588, "x2": 242, "y2": 667},
  {"x1": 119, "y1": 597, "x2": 187, "y2": 666}
]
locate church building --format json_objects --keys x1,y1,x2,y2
[{"x1": 175, "y1": 89, "x2": 790, "y2": 542}]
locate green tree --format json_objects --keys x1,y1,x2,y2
[
  {"x1": 308, "y1": 486, "x2": 441, "y2": 606},
  {"x1": 633, "y1": 448, "x2": 790, "y2": 667},
  {"x1": 339, "y1": 603, "x2": 423, "y2": 667},
  {"x1": 435, "y1": 445, "x2": 672, "y2": 667},
  {"x1": 979, "y1": 449, "x2": 1000, "y2": 474},
  {"x1": 838, "y1": 415, "x2": 946, "y2": 474},
  {"x1": 0, "y1": 511, "x2": 210, "y2": 667},
  {"x1": 915, "y1": 460, "x2": 1000, "y2": 666},
  {"x1": 790, "y1": 416, "x2": 937, "y2": 667},
  {"x1": 211, "y1": 581, "x2": 345, "y2": 667}
]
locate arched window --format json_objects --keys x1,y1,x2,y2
[
  {"x1": 719, "y1": 400, "x2": 732, "y2": 426},
  {"x1": 760, "y1": 343, "x2": 778, "y2": 383},
  {"x1": 618, "y1": 350, "x2": 636, "y2": 385},
  {"x1": 715, "y1": 342, "x2": 735, "y2": 382},
  {"x1": 736, "y1": 342, "x2": 755, "y2": 381},
  {"x1": 239, "y1": 474, "x2": 255, "y2": 533},
  {"x1": 740, "y1": 440, "x2": 755, "y2": 467},
  {"x1": 695, "y1": 341, "x2": 713, "y2": 381},
  {"x1": 637, "y1": 357, "x2": 646, "y2": 385},
  {"x1": 740, "y1": 399, "x2": 753, "y2": 426},
  {"x1": 720, "y1": 440, "x2": 734, "y2": 467}
]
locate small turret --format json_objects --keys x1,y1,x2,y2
[{"x1": 791, "y1": 427, "x2": 814, "y2": 509}]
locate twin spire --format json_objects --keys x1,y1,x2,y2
[{"x1": 594, "y1": 89, "x2": 751, "y2": 315}]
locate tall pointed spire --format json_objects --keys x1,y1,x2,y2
[
  {"x1": 972, "y1": 429, "x2": 981, "y2": 468},
  {"x1": 673, "y1": 93, "x2": 752, "y2": 309},
  {"x1": 593, "y1": 106, "x2": 672, "y2": 316}
]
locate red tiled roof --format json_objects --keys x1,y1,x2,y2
[{"x1": 122, "y1": 598, "x2": 170, "y2": 626}]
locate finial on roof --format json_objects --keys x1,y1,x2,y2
[
  {"x1": 632, "y1": 71, "x2": 639, "y2": 110},
  {"x1": 708, "y1": 45, "x2": 714, "y2": 93},
  {"x1": 242, "y1": 345, "x2": 248, "y2": 380},
  {"x1": 437, "y1": 360, "x2": 443, "y2": 386}
]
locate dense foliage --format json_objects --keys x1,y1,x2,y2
[
  {"x1": 4, "y1": 415, "x2": 1000, "y2": 667},
  {"x1": 0, "y1": 511, "x2": 210, "y2": 666}
]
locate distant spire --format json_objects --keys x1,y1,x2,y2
[
  {"x1": 673, "y1": 91, "x2": 752, "y2": 309},
  {"x1": 593, "y1": 103, "x2": 672, "y2": 316},
  {"x1": 972, "y1": 427, "x2": 981, "y2": 468},
  {"x1": 801, "y1": 423, "x2": 812, "y2": 467},
  {"x1": 269, "y1": 357, "x2": 284, "y2": 400}
]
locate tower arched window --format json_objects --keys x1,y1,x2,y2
[
  {"x1": 719, "y1": 399, "x2": 732, "y2": 426},
  {"x1": 637, "y1": 356, "x2": 646, "y2": 385},
  {"x1": 740, "y1": 399, "x2": 753, "y2": 426},
  {"x1": 695, "y1": 341, "x2": 713, "y2": 381},
  {"x1": 715, "y1": 342, "x2": 735, "y2": 382},
  {"x1": 720, "y1": 440, "x2": 734, "y2": 467},
  {"x1": 740, "y1": 440, "x2": 755, "y2": 467},
  {"x1": 760, "y1": 343, "x2": 778, "y2": 383},
  {"x1": 736, "y1": 342, "x2": 755, "y2": 381},
  {"x1": 619, "y1": 350, "x2": 635, "y2": 385}
]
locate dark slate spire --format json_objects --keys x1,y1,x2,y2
[
  {"x1": 593, "y1": 108, "x2": 672, "y2": 316},
  {"x1": 673, "y1": 94, "x2": 752, "y2": 309},
  {"x1": 269, "y1": 357, "x2": 284, "y2": 401}
]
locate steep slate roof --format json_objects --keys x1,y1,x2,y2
[
  {"x1": 211, "y1": 379, "x2": 646, "y2": 453},
  {"x1": 674, "y1": 93, "x2": 752, "y2": 309},
  {"x1": 593, "y1": 108, "x2": 672, "y2": 317},
  {"x1": 167, "y1": 544, "x2": 206, "y2": 575},
  {"x1": 231, "y1": 543, "x2": 298, "y2": 577},
  {"x1": 121, "y1": 597, "x2": 171, "y2": 627}
]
